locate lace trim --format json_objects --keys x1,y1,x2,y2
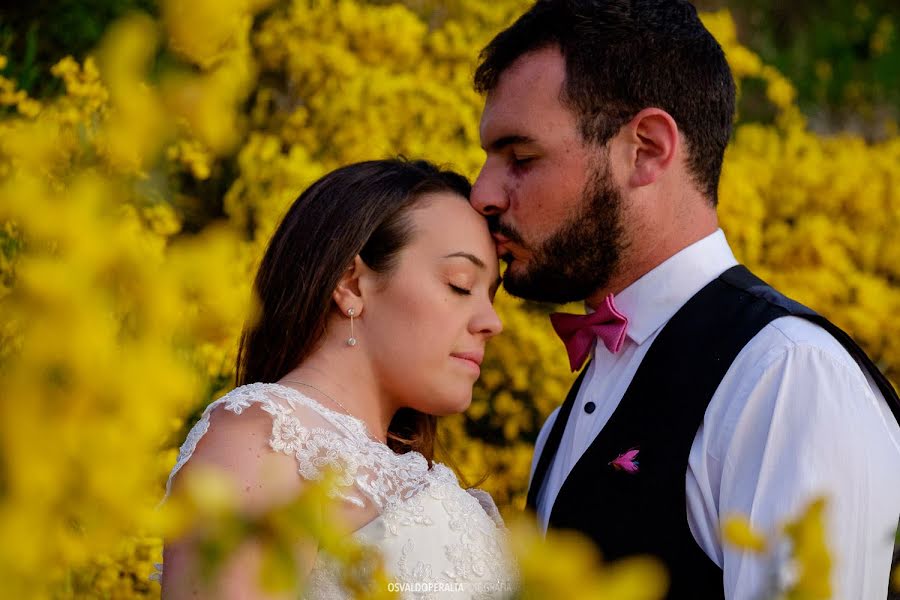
[
  {"x1": 465, "y1": 488, "x2": 504, "y2": 529},
  {"x1": 163, "y1": 383, "x2": 438, "y2": 510},
  {"x1": 266, "y1": 383, "x2": 441, "y2": 510},
  {"x1": 155, "y1": 383, "x2": 515, "y2": 592},
  {"x1": 381, "y1": 480, "x2": 516, "y2": 599}
]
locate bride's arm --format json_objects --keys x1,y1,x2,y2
[{"x1": 161, "y1": 403, "x2": 315, "y2": 600}]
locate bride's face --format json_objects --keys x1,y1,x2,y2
[{"x1": 359, "y1": 191, "x2": 502, "y2": 415}]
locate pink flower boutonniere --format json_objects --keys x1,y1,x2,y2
[{"x1": 609, "y1": 447, "x2": 640, "y2": 473}]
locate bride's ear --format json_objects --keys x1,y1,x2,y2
[{"x1": 332, "y1": 255, "x2": 369, "y2": 316}]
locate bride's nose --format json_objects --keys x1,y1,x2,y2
[{"x1": 470, "y1": 302, "x2": 503, "y2": 338}]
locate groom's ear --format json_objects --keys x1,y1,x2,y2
[
  {"x1": 622, "y1": 108, "x2": 679, "y2": 188},
  {"x1": 332, "y1": 255, "x2": 369, "y2": 316}
]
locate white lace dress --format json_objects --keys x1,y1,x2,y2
[{"x1": 159, "y1": 383, "x2": 517, "y2": 599}]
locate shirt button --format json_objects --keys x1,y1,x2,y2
[{"x1": 584, "y1": 401, "x2": 596, "y2": 414}]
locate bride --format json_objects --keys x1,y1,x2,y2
[{"x1": 160, "y1": 158, "x2": 516, "y2": 598}]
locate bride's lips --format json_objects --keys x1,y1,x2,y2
[{"x1": 451, "y1": 350, "x2": 484, "y2": 374}]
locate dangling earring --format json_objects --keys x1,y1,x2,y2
[{"x1": 346, "y1": 308, "x2": 357, "y2": 346}]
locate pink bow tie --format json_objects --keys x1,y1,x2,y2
[{"x1": 550, "y1": 294, "x2": 629, "y2": 372}]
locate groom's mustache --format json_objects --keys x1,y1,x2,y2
[{"x1": 486, "y1": 216, "x2": 526, "y2": 247}]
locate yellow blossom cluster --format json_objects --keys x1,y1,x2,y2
[
  {"x1": 723, "y1": 498, "x2": 833, "y2": 599},
  {"x1": 231, "y1": 0, "x2": 531, "y2": 241},
  {"x1": 0, "y1": 55, "x2": 42, "y2": 118},
  {"x1": 0, "y1": 1, "x2": 897, "y2": 597},
  {"x1": 702, "y1": 10, "x2": 798, "y2": 112},
  {"x1": 0, "y1": 7, "x2": 259, "y2": 597}
]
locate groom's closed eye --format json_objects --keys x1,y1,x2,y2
[
  {"x1": 482, "y1": 134, "x2": 536, "y2": 153},
  {"x1": 511, "y1": 155, "x2": 536, "y2": 169}
]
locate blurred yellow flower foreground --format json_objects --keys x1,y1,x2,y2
[{"x1": 0, "y1": 1, "x2": 898, "y2": 597}]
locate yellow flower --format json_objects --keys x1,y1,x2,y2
[
  {"x1": 510, "y1": 515, "x2": 668, "y2": 599},
  {"x1": 783, "y1": 498, "x2": 832, "y2": 600},
  {"x1": 162, "y1": 0, "x2": 250, "y2": 68},
  {"x1": 765, "y1": 69, "x2": 798, "y2": 109},
  {"x1": 95, "y1": 14, "x2": 171, "y2": 173},
  {"x1": 721, "y1": 515, "x2": 768, "y2": 553}
]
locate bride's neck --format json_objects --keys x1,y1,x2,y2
[{"x1": 279, "y1": 341, "x2": 395, "y2": 442}]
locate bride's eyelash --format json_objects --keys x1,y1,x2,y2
[{"x1": 449, "y1": 284, "x2": 472, "y2": 296}]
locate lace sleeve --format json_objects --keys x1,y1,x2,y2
[
  {"x1": 265, "y1": 401, "x2": 370, "y2": 508},
  {"x1": 466, "y1": 488, "x2": 505, "y2": 529},
  {"x1": 162, "y1": 383, "x2": 370, "y2": 509}
]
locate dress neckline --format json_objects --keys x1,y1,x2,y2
[
  {"x1": 262, "y1": 382, "x2": 431, "y2": 467},
  {"x1": 268, "y1": 382, "x2": 372, "y2": 430}
]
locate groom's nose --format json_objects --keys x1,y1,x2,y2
[{"x1": 470, "y1": 164, "x2": 509, "y2": 216}]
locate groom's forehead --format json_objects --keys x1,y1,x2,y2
[
  {"x1": 479, "y1": 90, "x2": 555, "y2": 149},
  {"x1": 478, "y1": 48, "x2": 568, "y2": 146}
]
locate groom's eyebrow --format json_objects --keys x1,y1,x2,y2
[{"x1": 483, "y1": 134, "x2": 535, "y2": 152}]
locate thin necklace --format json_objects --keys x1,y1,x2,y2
[
  {"x1": 280, "y1": 379, "x2": 354, "y2": 416},
  {"x1": 279, "y1": 379, "x2": 383, "y2": 442}
]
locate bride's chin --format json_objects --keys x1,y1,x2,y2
[{"x1": 431, "y1": 391, "x2": 474, "y2": 416}]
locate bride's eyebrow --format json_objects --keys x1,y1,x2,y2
[{"x1": 442, "y1": 252, "x2": 486, "y2": 269}]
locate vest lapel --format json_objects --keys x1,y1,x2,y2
[{"x1": 525, "y1": 364, "x2": 590, "y2": 511}]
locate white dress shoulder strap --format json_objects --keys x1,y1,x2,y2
[
  {"x1": 163, "y1": 383, "x2": 437, "y2": 511},
  {"x1": 163, "y1": 383, "x2": 375, "y2": 508}
]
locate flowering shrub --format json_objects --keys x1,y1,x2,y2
[{"x1": 0, "y1": 1, "x2": 896, "y2": 597}]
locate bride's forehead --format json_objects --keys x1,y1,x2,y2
[
  {"x1": 394, "y1": 194, "x2": 494, "y2": 271},
  {"x1": 409, "y1": 194, "x2": 486, "y2": 235}
]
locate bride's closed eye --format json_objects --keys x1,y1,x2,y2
[{"x1": 449, "y1": 284, "x2": 472, "y2": 296}]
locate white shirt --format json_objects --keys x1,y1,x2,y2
[{"x1": 530, "y1": 229, "x2": 900, "y2": 599}]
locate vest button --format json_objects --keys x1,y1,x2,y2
[{"x1": 584, "y1": 401, "x2": 596, "y2": 414}]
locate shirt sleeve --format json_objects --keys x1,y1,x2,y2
[{"x1": 687, "y1": 322, "x2": 900, "y2": 600}]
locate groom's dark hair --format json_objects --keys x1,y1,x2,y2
[{"x1": 474, "y1": 0, "x2": 735, "y2": 205}]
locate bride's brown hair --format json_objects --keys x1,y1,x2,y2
[{"x1": 236, "y1": 158, "x2": 472, "y2": 464}]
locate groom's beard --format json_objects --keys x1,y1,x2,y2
[{"x1": 494, "y1": 160, "x2": 627, "y2": 304}]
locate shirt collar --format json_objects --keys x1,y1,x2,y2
[{"x1": 603, "y1": 228, "x2": 739, "y2": 347}]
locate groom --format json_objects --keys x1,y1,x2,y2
[{"x1": 470, "y1": 1, "x2": 900, "y2": 598}]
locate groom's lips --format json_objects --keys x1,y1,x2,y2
[{"x1": 492, "y1": 233, "x2": 512, "y2": 258}]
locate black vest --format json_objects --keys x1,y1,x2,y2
[{"x1": 526, "y1": 265, "x2": 900, "y2": 599}]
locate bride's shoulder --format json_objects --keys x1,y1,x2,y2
[
  {"x1": 164, "y1": 384, "x2": 307, "y2": 506},
  {"x1": 215, "y1": 382, "x2": 298, "y2": 414},
  {"x1": 198, "y1": 383, "x2": 286, "y2": 433},
  {"x1": 464, "y1": 487, "x2": 505, "y2": 529},
  {"x1": 211, "y1": 382, "x2": 343, "y2": 426},
  {"x1": 167, "y1": 384, "x2": 345, "y2": 482},
  {"x1": 165, "y1": 382, "x2": 379, "y2": 510},
  {"x1": 427, "y1": 462, "x2": 506, "y2": 529}
]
